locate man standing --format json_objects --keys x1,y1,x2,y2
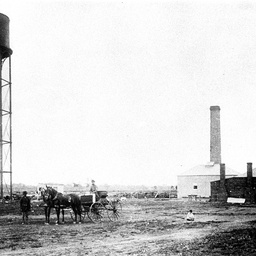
[{"x1": 20, "y1": 191, "x2": 31, "y2": 224}]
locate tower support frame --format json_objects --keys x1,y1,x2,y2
[{"x1": 0, "y1": 55, "x2": 12, "y2": 199}]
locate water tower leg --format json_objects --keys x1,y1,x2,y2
[{"x1": 0, "y1": 52, "x2": 2, "y2": 199}]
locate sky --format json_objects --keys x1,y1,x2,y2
[{"x1": 0, "y1": 0, "x2": 256, "y2": 186}]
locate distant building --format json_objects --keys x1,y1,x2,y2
[
  {"x1": 177, "y1": 106, "x2": 240, "y2": 198},
  {"x1": 178, "y1": 163, "x2": 239, "y2": 198},
  {"x1": 211, "y1": 163, "x2": 256, "y2": 203},
  {"x1": 37, "y1": 183, "x2": 64, "y2": 194}
]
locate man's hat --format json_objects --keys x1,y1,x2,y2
[
  {"x1": 23, "y1": 191, "x2": 27, "y2": 195},
  {"x1": 91, "y1": 180, "x2": 95, "y2": 182}
]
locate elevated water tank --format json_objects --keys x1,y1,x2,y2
[{"x1": 0, "y1": 13, "x2": 12, "y2": 58}]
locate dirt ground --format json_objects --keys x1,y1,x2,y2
[{"x1": 0, "y1": 198, "x2": 256, "y2": 255}]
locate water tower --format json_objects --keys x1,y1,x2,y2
[{"x1": 0, "y1": 13, "x2": 12, "y2": 199}]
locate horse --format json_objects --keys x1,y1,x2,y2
[
  {"x1": 39, "y1": 187, "x2": 63, "y2": 225},
  {"x1": 40, "y1": 186, "x2": 82, "y2": 225}
]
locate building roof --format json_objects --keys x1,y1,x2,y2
[{"x1": 178, "y1": 163, "x2": 240, "y2": 176}]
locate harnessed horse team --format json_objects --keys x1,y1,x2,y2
[{"x1": 39, "y1": 186, "x2": 82, "y2": 225}]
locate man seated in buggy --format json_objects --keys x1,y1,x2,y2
[{"x1": 89, "y1": 180, "x2": 100, "y2": 201}]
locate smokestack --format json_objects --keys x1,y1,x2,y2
[
  {"x1": 219, "y1": 163, "x2": 227, "y2": 202},
  {"x1": 247, "y1": 163, "x2": 254, "y2": 203},
  {"x1": 210, "y1": 106, "x2": 221, "y2": 164},
  {"x1": 247, "y1": 162, "x2": 252, "y2": 187},
  {"x1": 220, "y1": 163, "x2": 225, "y2": 185}
]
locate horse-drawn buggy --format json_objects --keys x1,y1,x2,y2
[
  {"x1": 70, "y1": 190, "x2": 122, "y2": 223},
  {"x1": 39, "y1": 186, "x2": 122, "y2": 224}
]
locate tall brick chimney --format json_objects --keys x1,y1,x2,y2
[{"x1": 210, "y1": 106, "x2": 221, "y2": 164}]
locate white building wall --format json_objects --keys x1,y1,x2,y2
[{"x1": 177, "y1": 175, "x2": 221, "y2": 198}]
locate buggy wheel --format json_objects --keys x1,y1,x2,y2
[
  {"x1": 70, "y1": 209, "x2": 86, "y2": 222},
  {"x1": 88, "y1": 202, "x2": 104, "y2": 223},
  {"x1": 107, "y1": 200, "x2": 122, "y2": 222}
]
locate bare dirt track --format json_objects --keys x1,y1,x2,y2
[{"x1": 0, "y1": 199, "x2": 256, "y2": 255}]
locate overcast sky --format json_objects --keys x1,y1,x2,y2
[{"x1": 0, "y1": 0, "x2": 256, "y2": 186}]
